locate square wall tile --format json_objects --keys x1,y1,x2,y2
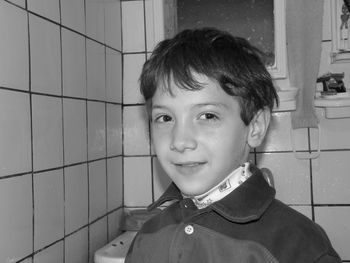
[
  {"x1": 63, "y1": 98, "x2": 87, "y2": 165},
  {"x1": 28, "y1": 0, "x2": 60, "y2": 23},
  {"x1": 89, "y1": 217, "x2": 108, "y2": 263},
  {"x1": 314, "y1": 207, "x2": 350, "y2": 260},
  {"x1": 107, "y1": 157, "x2": 123, "y2": 211},
  {"x1": 123, "y1": 54, "x2": 146, "y2": 104},
  {"x1": 62, "y1": 29, "x2": 86, "y2": 98},
  {"x1": 257, "y1": 112, "x2": 309, "y2": 152},
  {"x1": 65, "y1": 227, "x2": 88, "y2": 263},
  {"x1": 108, "y1": 209, "x2": 123, "y2": 241},
  {"x1": 65, "y1": 164, "x2": 88, "y2": 234},
  {"x1": 33, "y1": 241, "x2": 64, "y2": 263},
  {"x1": 106, "y1": 48, "x2": 122, "y2": 103},
  {"x1": 122, "y1": 1, "x2": 145, "y2": 52},
  {"x1": 105, "y1": 0, "x2": 122, "y2": 50},
  {"x1": 89, "y1": 160, "x2": 107, "y2": 222},
  {"x1": 124, "y1": 157, "x2": 152, "y2": 207},
  {"x1": 87, "y1": 101, "x2": 106, "y2": 160},
  {"x1": 32, "y1": 95, "x2": 63, "y2": 171},
  {"x1": 61, "y1": 0, "x2": 85, "y2": 34},
  {"x1": 123, "y1": 106, "x2": 150, "y2": 155},
  {"x1": 0, "y1": 2, "x2": 28, "y2": 90},
  {"x1": 34, "y1": 169, "x2": 64, "y2": 250},
  {"x1": 153, "y1": 157, "x2": 172, "y2": 201},
  {"x1": 0, "y1": 174, "x2": 32, "y2": 263},
  {"x1": 107, "y1": 104, "x2": 122, "y2": 156},
  {"x1": 0, "y1": 90, "x2": 31, "y2": 177},
  {"x1": 256, "y1": 152, "x2": 311, "y2": 205},
  {"x1": 86, "y1": 0, "x2": 105, "y2": 43},
  {"x1": 29, "y1": 15, "x2": 61, "y2": 95},
  {"x1": 312, "y1": 151, "x2": 350, "y2": 204},
  {"x1": 311, "y1": 108, "x2": 350, "y2": 150},
  {"x1": 87, "y1": 39, "x2": 106, "y2": 101}
]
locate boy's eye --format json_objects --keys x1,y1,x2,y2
[
  {"x1": 199, "y1": 112, "x2": 219, "y2": 121},
  {"x1": 154, "y1": 114, "x2": 173, "y2": 123}
]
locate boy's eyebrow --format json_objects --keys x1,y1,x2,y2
[
  {"x1": 193, "y1": 102, "x2": 229, "y2": 109},
  {"x1": 151, "y1": 102, "x2": 229, "y2": 110}
]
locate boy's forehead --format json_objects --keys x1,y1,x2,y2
[
  {"x1": 152, "y1": 79, "x2": 240, "y2": 111},
  {"x1": 156, "y1": 72, "x2": 211, "y2": 95}
]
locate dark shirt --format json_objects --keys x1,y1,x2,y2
[{"x1": 126, "y1": 165, "x2": 341, "y2": 263}]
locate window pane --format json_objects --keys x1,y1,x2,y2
[{"x1": 177, "y1": 0, "x2": 275, "y2": 66}]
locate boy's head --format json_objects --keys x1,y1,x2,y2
[
  {"x1": 140, "y1": 27, "x2": 278, "y2": 125},
  {"x1": 140, "y1": 28, "x2": 278, "y2": 196}
]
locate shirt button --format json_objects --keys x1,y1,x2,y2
[{"x1": 184, "y1": 225, "x2": 194, "y2": 235}]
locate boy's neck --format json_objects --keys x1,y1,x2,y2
[{"x1": 183, "y1": 162, "x2": 252, "y2": 209}]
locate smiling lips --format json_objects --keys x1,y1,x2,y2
[{"x1": 173, "y1": 161, "x2": 207, "y2": 175}]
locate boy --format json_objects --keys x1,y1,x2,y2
[{"x1": 125, "y1": 28, "x2": 341, "y2": 262}]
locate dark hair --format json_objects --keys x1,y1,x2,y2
[{"x1": 139, "y1": 27, "x2": 279, "y2": 125}]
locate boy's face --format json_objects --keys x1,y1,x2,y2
[{"x1": 150, "y1": 74, "x2": 253, "y2": 196}]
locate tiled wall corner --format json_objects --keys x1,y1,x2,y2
[{"x1": 0, "y1": 1, "x2": 123, "y2": 261}]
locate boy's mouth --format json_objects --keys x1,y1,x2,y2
[{"x1": 173, "y1": 161, "x2": 207, "y2": 175}]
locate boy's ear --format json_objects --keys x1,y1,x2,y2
[{"x1": 247, "y1": 108, "x2": 271, "y2": 148}]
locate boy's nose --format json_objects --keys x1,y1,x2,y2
[{"x1": 170, "y1": 122, "x2": 197, "y2": 153}]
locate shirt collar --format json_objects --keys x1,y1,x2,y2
[{"x1": 148, "y1": 165, "x2": 276, "y2": 223}]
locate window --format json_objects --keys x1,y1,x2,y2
[{"x1": 150, "y1": 0, "x2": 287, "y2": 79}]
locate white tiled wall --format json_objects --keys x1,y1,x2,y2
[
  {"x1": 1, "y1": 0, "x2": 349, "y2": 261},
  {"x1": 0, "y1": 1, "x2": 123, "y2": 262},
  {"x1": 121, "y1": 0, "x2": 350, "y2": 261}
]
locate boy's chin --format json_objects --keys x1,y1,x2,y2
[{"x1": 178, "y1": 184, "x2": 210, "y2": 197}]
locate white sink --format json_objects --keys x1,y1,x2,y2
[{"x1": 94, "y1": 231, "x2": 137, "y2": 263}]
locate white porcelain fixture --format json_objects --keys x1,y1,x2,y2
[{"x1": 94, "y1": 231, "x2": 137, "y2": 263}]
